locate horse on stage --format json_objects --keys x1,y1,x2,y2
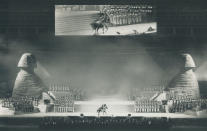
[
  {"x1": 90, "y1": 13, "x2": 110, "y2": 35},
  {"x1": 97, "y1": 104, "x2": 108, "y2": 116}
]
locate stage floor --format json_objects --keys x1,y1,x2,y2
[
  {"x1": 0, "y1": 112, "x2": 199, "y2": 118},
  {"x1": 75, "y1": 96, "x2": 135, "y2": 113},
  {"x1": 56, "y1": 22, "x2": 156, "y2": 35}
]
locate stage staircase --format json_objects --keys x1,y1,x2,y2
[{"x1": 56, "y1": 11, "x2": 99, "y2": 35}]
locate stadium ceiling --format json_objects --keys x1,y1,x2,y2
[
  {"x1": 51, "y1": 0, "x2": 204, "y2": 8},
  {"x1": 52, "y1": 0, "x2": 155, "y2": 5}
]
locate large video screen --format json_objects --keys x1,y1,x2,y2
[{"x1": 55, "y1": 5, "x2": 156, "y2": 35}]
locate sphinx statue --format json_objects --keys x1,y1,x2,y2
[
  {"x1": 12, "y1": 53, "x2": 47, "y2": 98},
  {"x1": 168, "y1": 53, "x2": 200, "y2": 99}
]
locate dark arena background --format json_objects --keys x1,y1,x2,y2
[{"x1": 1, "y1": 0, "x2": 207, "y2": 131}]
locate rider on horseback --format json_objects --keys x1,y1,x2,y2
[
  {"x1": 90, "y1": 11, "x2": 111, "y2": 35},
  {"x1": 97, "y1": 104, "x2": 108, "y2": 116}
]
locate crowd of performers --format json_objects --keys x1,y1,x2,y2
[
  {"x1": 46, "y1": 84, "x2": 76, "y2": 113},
  {"x1": 49, "y1": 84, "x2": 86, "y2": 101},
  {"x1": 128, "y1": 87, "x2": 165, "y2": 100},
  {"x1": 1, "y1": 95, "x2": 75, "y2": 113},
  {"x1": 1, "y1": 96, "x2": 38, "y2": 113},
  {"x1": 168, "y1": 99, "x2": 207, "y2": 113},
  {"x1": 135, "y1": 100, "x2": 165, "y2": 113},
  {"x1": 100, "y1": 5, "x2": 154, "y2": 26},
  {"x1": 131, "y1": 85, "x2": 207, "y2": 113},
  {"x1": 0, "y1": 83, "x2": 86, "y2": 113},
  {"x1": 4, "y1": 116, "x2": 207, "y2": 128},
  {"x1": 53, "y1": 95, "x2": 74, "y2": 112},
  {"x1": 134, "y1": 97, "x2": 207, "y2": 113},
  {"x1": 40, "y1": 116, "x2": 170, "y2": 128}
]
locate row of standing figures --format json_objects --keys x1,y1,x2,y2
[{"x1": 90, "y1": 13, "x2": 155, "y2": 35}]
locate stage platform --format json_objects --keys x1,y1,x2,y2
[
  {"x1": 0, "y1": 95, "x2": 206, "y2": 118},
  {"x1": 74, "y1": 96, "x2": 135, "y2": 113},
  {"x1": 1, "y1": 96, "x2": 207, "y2": 129}
]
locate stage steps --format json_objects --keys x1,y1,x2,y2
[{"x1": 56, "y1": 11, "x2": 99, "y2": 35}]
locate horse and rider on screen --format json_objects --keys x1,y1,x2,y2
[
  {"x1": 91, "y1": 12, "x2": 111, "y2": 35},
  {"x1": 97, "y1": 104, "x2": 108, "y2": 116}
]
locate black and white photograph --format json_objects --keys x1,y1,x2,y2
[
  {"x1": 55, "y1": 5, "x2": 156, "y2": 35},
  {"x1": 0, "y1": 0, "x2": 207, "y2": 131}
]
